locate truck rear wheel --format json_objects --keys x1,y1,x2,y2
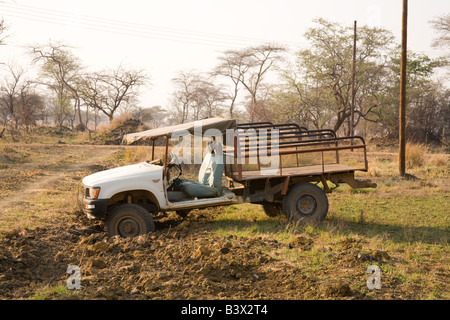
[
  {"x1": 106, "y1": 204, "x2": 155, "y2": 238},
  {"x1": 282, "y1": 183, "x2": 328, "y2": 223}
]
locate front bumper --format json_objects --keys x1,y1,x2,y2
[
  {"x1": 80, "y1": 198, "x2": 109, "y2": 220},
  {"x1": 78, "y1": 183, "x2": 108, "y2": 219}
]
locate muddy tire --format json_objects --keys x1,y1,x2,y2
[
  {"x1": 106, "y1": 204, "x2": 155, "y2": 238},
  {"x1": 282, "y1": 183, "x2": 328, "y2": 223},
  {"x1": 261, "y1": 202, "x2": 283, "y2": 217}
]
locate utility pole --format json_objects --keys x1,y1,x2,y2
[
  {"x1": 350, "y1": 20, "x2": 357, "y2": 141},
  {"x1": 399, "y1": 0, "x2": 408, "y2": 177}
]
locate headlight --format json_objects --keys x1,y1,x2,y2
[{"x1": 87, "y1": 187, "x2": 101, "y2": 199}]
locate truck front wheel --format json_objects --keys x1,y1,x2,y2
[
  {"x1": 105, "y1": 204, "x2": 155, "y2": 238},
  {"x1": 282, "y1": 183, "x2": 328, "y2": 223}
]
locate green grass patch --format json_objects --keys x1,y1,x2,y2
[{"x1": 31, "y1": 284, "x2": 71, "y2": 300}]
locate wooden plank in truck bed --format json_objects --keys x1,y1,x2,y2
[{"x1": 230, "y1": 164, "x2": 359, "y2": 180}]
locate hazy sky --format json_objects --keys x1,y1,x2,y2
[{"x1": 1, "y1": 0, "x2": 449, "y2": 111}]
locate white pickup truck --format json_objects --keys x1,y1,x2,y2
[{"x1": 78, "y1": 118, "x2": 376, "y2": 238}]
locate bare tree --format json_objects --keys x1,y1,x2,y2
[
  {"x1": 199, "y1": 81, "x2": 227, "y2": 119},
  {"x1": 0, "y1": 64, "x2": 44, "y2": 130},
  {"x1": 214, "y1": 50, "x2": 250, "y2": 118},
  {"x1": 133, "y1": 105, "x2": 167, "y2": 128},
  {"x1": 192, "y1": 78, "x2": 227, "y2": 120},
  {"x1": 170, "y1": 71, "x2": 227, "y2": 123},
  {"x1": 0, "y1": 65, "x2": 24, "y2": 129},
  {"x1": 18, "y1": 87, "x2": 44, "y2": 132},
  {"x1": 239, "y1": 44, "x2": 285, "y2": 122},
  {"x1": 170, "y1": 71, "x2": 199, "y2": 123},
  {"x1": 98, "y1": 66, "x2": 148, "y2": 121},
  {"x1": 430, "y1": 14, "x2": 450, "y2": 49},
  {"x1": 0, "y1": 18, "x2": 8, "y2": 48},
  {"x1": 79, "y1": 65, "x2": 148, "y2": 122},
  {"x1": 214, "y1": 44, "x2": 285, "y2": 120},
  {"x1": 30, "y1": 42, "x2": 84, "y2": 129},
  {"x1": 78, "y1": 71, "x2": 103, "y2": 129}
]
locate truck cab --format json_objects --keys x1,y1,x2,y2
[{"x1": 79, "y1": 118, "x2": 239, "y2": 237}]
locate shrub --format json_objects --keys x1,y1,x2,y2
[{"x1": 405, "y1": 142, "x2": 427, "y2": 168}]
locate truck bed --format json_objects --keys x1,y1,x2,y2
[{"x1": 229, "y1": 164, "x2": 360, "y2": 181}]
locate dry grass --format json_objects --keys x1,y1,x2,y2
[
  {"x1": 122, "y1": 146, "x2": 152, "y2": 163},
  {"x1": 405, "y1": 142, "x2": 428, "y2": 169},
  {"x1": 429, "y1": 153, "x2": 448, "y2": 167},
  {"x1": 119, "y1": 146, "x2": 167, "y2": 164},
  {"x1": 97, "y1": 112, "x2": 141, "y2": 132},
  {"x1": 213, "y1": 145, "x2": 449, "y2": 300}
]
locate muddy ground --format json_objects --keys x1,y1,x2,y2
[
  {"x1": 0, "y1": 208, "x2": 396, "y2": 300},
  {"x1": 0, "y1": 144, "x2": 447, "y2": 300}
]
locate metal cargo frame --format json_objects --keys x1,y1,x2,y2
[{"x1": 224, "y1": 122, "x2": 373, "y2": 195}]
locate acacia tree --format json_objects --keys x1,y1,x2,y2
[
  {"x1": 0, "y1": 64, "x2": 44, "y2": 130},
  {"x1": 377, "y1": 51, "x2": 449, "y2": 141},
  {"x1": 187, "y1": 75, "x2": 227, "y2": 120},
  {"x1": 132, "y1": 105, "x2": 167, "y2": 128},
  {"x1": 214, "y1": 50, "x2": 250, "y2": 118},
  {"x1": 430, "y1": 14, "x2": 450, "y2": 49},
  {"x1": 272, "y1": 63, "x2": 337, "y2": 129},
  {"x1": 292, "y1": 18, "x2": 395, "y2": 134},
  {"x1": 170, "y1": 71, "x2": 199, "y2": 123},
  {"x1": 170, "y1": 71, "x2": 227, "y2": 123},
  {"x1": 0, "y1": 65, "x2": 24, "y2": 128},
  {"x1": 30, "y1": 42, "x2": 84, "y2": 129},
  {"x1": 196, "y1": 80, "x2": 227, "y2": 119},
  {"x1": 214, "y1": 44, "x2": 285, "y2": 120},
  {"x1": 78, "y1": 72, "x2": 103, "y2": 129},
  {"x1": 80, "y1": 65, "x2": 148, "y2": 122},
  {"x1": 0, "y1": 18, "x2": 8, "y2": 49},
  {"x1": 239, "y1": 44, "x2": 285, "y2": 122}
]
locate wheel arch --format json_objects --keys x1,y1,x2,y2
[{"x1": 107, "y1": 189, "x2": 160, "y2": 213}]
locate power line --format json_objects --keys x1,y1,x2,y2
[
  {"x1": 0, "y1": 2, "x2": 307, "y2": 50},
  {"x1": 2, "y1": 10, "x2": 247, "y2": 49},
  {"x1": 5, "y1": 1, "x2": 303, "y2": 45}
]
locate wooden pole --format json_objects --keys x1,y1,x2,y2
[
  {"x1": 351, "y1": 20, "x2": 357, "y2": 140},
  {"x1": 399, "y1": 0, "x2": 408, "y2": 177}
]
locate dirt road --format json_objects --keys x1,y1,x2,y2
[{"x1": 0, "y1": 145, "x2": 117, "y2": 210}]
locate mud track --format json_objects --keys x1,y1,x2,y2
[{"x1": 0, "y1": 145, "x2": 118, "y2": 211}]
